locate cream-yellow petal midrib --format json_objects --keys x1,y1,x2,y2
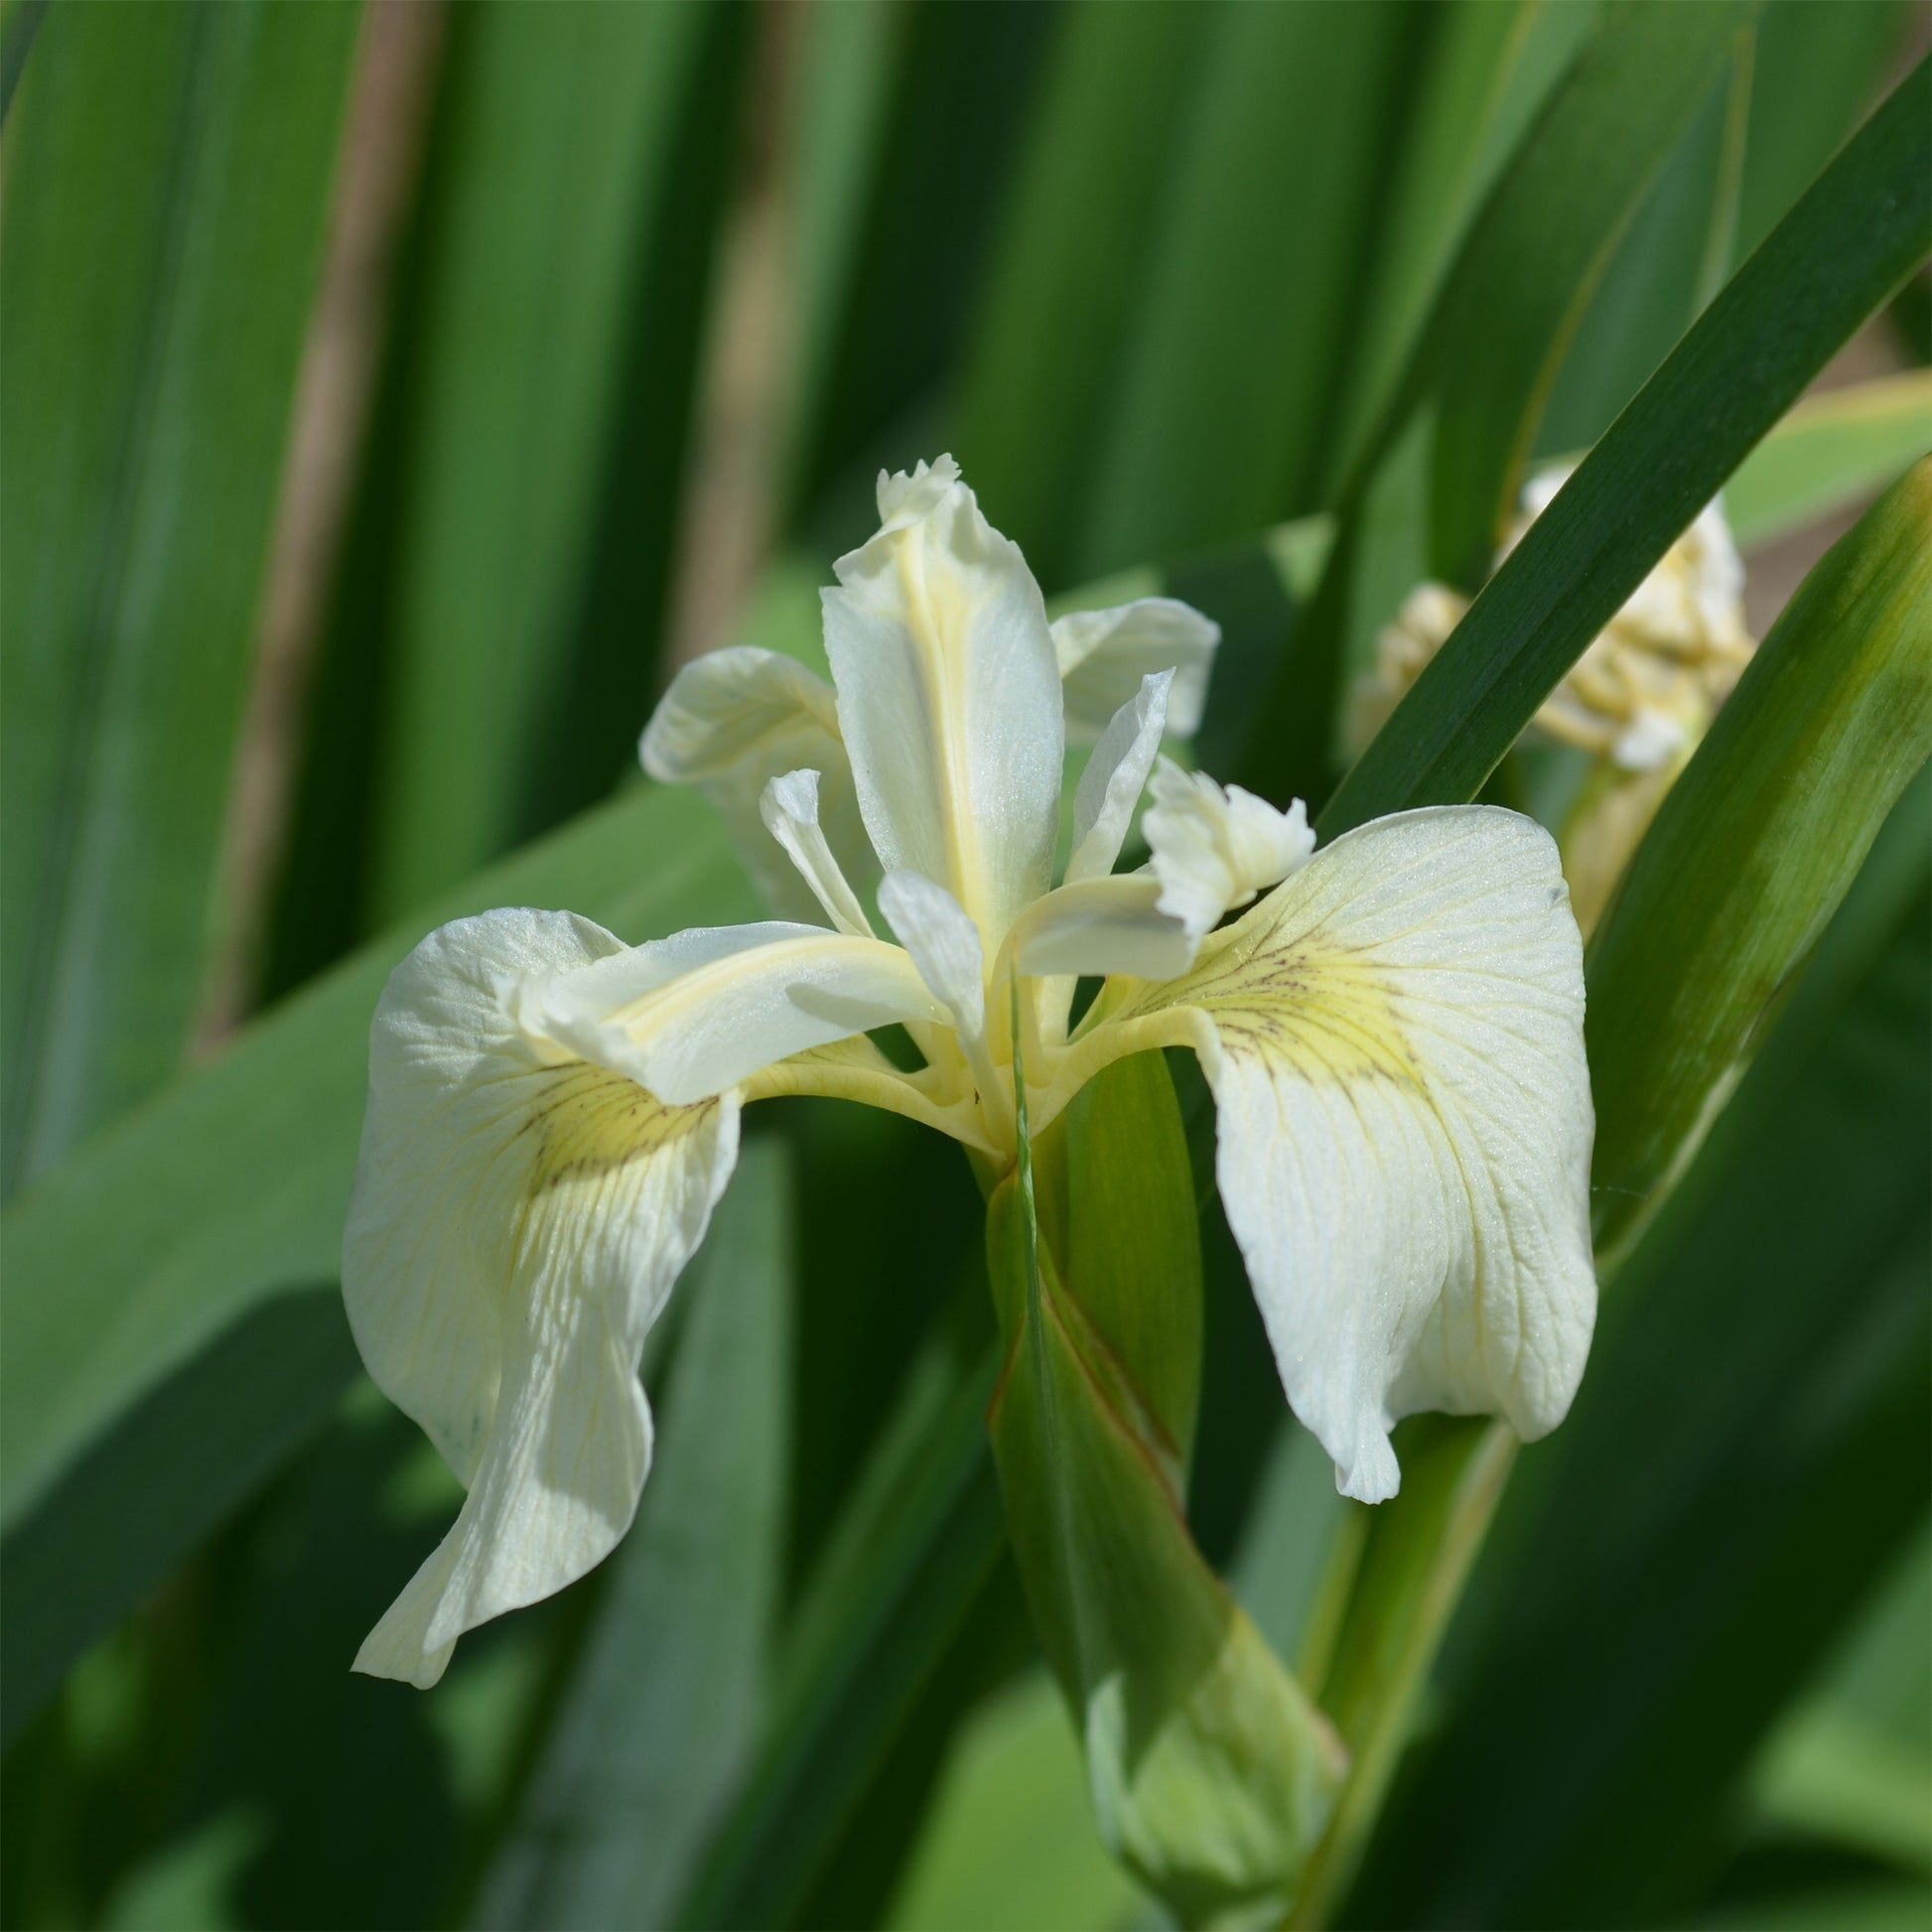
[
  {"x1": 1206, "y1": 975, "x2": 1580, "y2": 1091},
  {"x1": 1205, "y1": 996, "x2": 1414, "y2": 1087},
  {"x1": 895, "y1": 520, "x2": 991, "y2": 938},
  {"x1": 740, "y1": 1046, "x2": 999, "y2": 1152},
  {"x1": 601, "y1": 934, "x2": 926, "y2": 1035}
]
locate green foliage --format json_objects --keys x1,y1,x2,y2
[
  {"x1": 1283, "y1": 480, "x2": 1931, "y2": 1932},
  {"x1": 1284, "y1": 1421, "x2": 1517, "y2": 1929},
  {"x1": 1328, "y1": 0, "x2": 1597, "y2": 485},
  {"x1": 1733, "y1": 0, "x2": 1918, "y2": 265},
  {"x1": 1322, "y1": 52, "x2": 1931, "y2": 833},
  {"x1": 1752, "y1": 1522, "x2": 1932, "y2": 1876},
  {"x1": 0, "y1": 1292, "x2": 358, "y2": 1747},
  {"x1": 884, "y1": 1671, "x2": 1140, "y2": 1931},
  {"x1": 1589, "y1": 462, "x2": 1931, "y2": 1264},
  {"x1": 1416, "y1": 0, "x2": 1753, "y2": 587},
  {"x1": 954, "y1": 0, "x2": 1217, "y2": 588},
  {"x1": 356, "y1": 0, "x2": 749, "y2": 918},
  {"x1": 1068, "y1": 2, "x2": 1412, "y2": 578},
  {"x1": 787, "y1": 0, "x2": 1056, "y2": 532},
  {"x1": 1531, "y1": 24, "x2": 1749, "y2": 462},
  {"x1": 1725, "y1": 371, "x2": 1932, "y2": 547},
  {"x1": 1243, "y1": 0, "x2": 1746, "y2": 808},
  {"x1": 0, "y1": 0, "x2": 359, "y2": 1193},
  {"x1": 676, "y1": 1333, "x2": 1004, "y2": 1929}
]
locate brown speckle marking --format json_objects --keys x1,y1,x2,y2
[{"x1": 1127, "y1": 930, "x2": 1419, "y2": 1088}]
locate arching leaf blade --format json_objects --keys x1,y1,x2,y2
[
  {"x1": 1587, "y1": 460, "x2": 1931, "y2": 1266},
  {"x1": 1320, "y1": 56, "x2": 1931, "y2": 838},
  {"x1": 0, "y1": 0, "x2": 360, "y2": 1194}
]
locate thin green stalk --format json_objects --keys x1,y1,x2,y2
[
  {"x1": 1292, "y1": 1502, "x2": 1369, "y2": 1703},
  {"x1": 1285, "y1": 1420, "x2": 1518, "y2": 1930}
]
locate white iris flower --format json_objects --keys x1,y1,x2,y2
[{"x1": 345, "y1": 455, "x2": 1595, "y2": 1687}]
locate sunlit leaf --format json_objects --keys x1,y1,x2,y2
[
  {"x1": 1327, "y1": 0, "x2": 1597, "y2": 485},
  {"x1": 0, "y1": 1290, "x2": 356, "y2": 1746},
  {"x1": 1732, "y1": 0, "x2": 1917, "y2": 265},
  {"x1": 954, "y1": 0, "x2": 1217, "y2": 587},
  {"x1": 986, "y1": 1052, "x2": 1342, "y2": 1924},
  {"x1": 1588, "y1": 460, "x2": 1931, "y2": 1265},
  {"x1": 786, "y1": 0, "x2": 1057, "y2": 534},
  {"x1": 1416, "y1": 0, "x2": 1753, "y2": 584},
  {"x1": 0, "y1": 0, "x2": 359, "y2": 1193},
  {"x1": 361, "y1": 1, "x2": 750, "y2": 919},
  {"x1": 1071, "y1": 1, "x2": 1413, "y2": 577},
  {"x1": 675, "y1": 1328, "x2": 1005, "y2": 1930},
  {"x1": 1244, "y1": 1, "x2": 1749, "y2": 806},
  {"x1": 1282, "y1": 1421, "x2": 1516, "y2": 1929},
  {"x1": 1533, "y1": 27, "x2": 1749, "y2": 458},
  {"x1": 885, "y1": 1671, "x2": 1142, "y2": 1932},
  {"x1": 1725, "y1": 370, "x2": 1932, "y2": 549},
  {"x1": 779, "y1": 0, "x2": 901, "y2": 514},
  {"x1": 478, "y1": 1142, "x2": 794, "y2": 1930}
]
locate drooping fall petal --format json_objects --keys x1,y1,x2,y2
[
  {"x1": 1105, "y1": 807, "x2": 1595, "y2": 1501},
  {"x1": 344, "y1": 909, "x2": 742, "y2": 1686}
]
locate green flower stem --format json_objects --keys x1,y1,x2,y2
[
  {"x1": 1283, "y1": 1419, "x2": 1517, "y2": 1932},
  {"x1": 988, "y1": 1018, "x2": 1344, "y2": 1926}
]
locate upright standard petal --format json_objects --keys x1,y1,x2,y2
[
  {"x1": 822, "y1": 456, "x2": 1063, "y2": 947},
  {"x1": 1099, "y1": 808, "x2": 1595, "y2": 1502},
  {"x1": 878, "y1": 869, "x2": 987, "y2": 1042},
  {"x1": 1053, "y1": 597, "x2": 1220, "y2": 743},
  {"x1": 760, "y1": 767, "x2": 875, "y2": 936},
  {"x1": 639, "y1": 646, "x2": 871, "y2": 920},
  {"x1": 1066, "y1": 671, "x2": 1173, "y2": 886},
  {"x1": 344, "y1": 909, "x2": 741, "y2": 1686}
]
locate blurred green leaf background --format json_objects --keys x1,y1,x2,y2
[{"x1": 1, "y1": 2, "x2": 1927, "y2": 1927}]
